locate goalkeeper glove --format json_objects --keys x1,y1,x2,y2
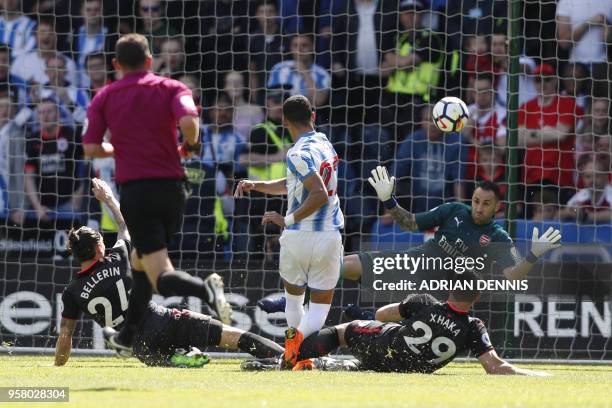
[
  {"x1": 527, "y1": 226, "x2": 562, "y2": 263},
  {"x1": 367, "y1": 165, "x2": 398, "y2": 209}
]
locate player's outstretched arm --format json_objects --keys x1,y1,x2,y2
[
  {"x1": 234, "y1": 178, "x2": 288, "y2": 197},
  {"x1": 503, "y1": 227, "x2": 561, "y2": 280},
  {"x1": 478, "y1": 350, "x2": 551, "y2": 377},
  {"x1": 91, "y1": 178, "x2": 130, "y2": 242},
  {"x1": 54, "y1": 318, "x2": 77, "y2": 366},
  {"x1": 368, "y1": 165, "x2": 418, "y2": 231}
]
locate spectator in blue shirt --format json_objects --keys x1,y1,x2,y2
[
  {"x1": 394, "y1": 104, "x2": 467, "y2": 213},
  {"x1": 0, "y1": 0, "x2": 36, "y2": 61},
  {"x1": 30, "y1": 55, "x2": 89, "y2": 126},
  {"x1": 267, "y1": 33, "x2": 330, "y2": 107},
  {"x1": 69, "y1": 0, "x2": 116, "y2": 88},
  {"x1": 197, "y1": 92, "x2": 245, "y2": 189}
]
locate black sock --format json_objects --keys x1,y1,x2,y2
[
  {"x1": 237, "y1": 332, "x2": 284, "y2": 359},
  {"x1": 117, "y1": 270, "x2": 152, "y2": 345},
  {"x1": 297, "y1": 327, "x2": 340, "y2": 360},
  {"x1": 156, "y1": 270, "x2": 210, "y2": 302}
]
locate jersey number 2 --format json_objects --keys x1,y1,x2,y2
[
  {"x1": 87, "y1": 280, "x2": 129, "y2": 327},
  {"x1": 403, "y1": 321, "x2": 457, "y2": 364},
  {"x1": 319, "y1": 155, "x2": 339, "y2": 196}
]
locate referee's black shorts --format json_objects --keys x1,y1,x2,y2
[{"x1": 119, "y1": 178, "x2": 189, "y2": 255}]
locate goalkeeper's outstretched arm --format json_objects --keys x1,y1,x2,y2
[
  {"x1": 368, "y1": 166, "x2": 419, "y2": 231},
  {"x1": 387, "y1": 205, "x2": 419, "y2": 231},
  {"x1": 479, "y1": 350, "x2": 550, "y2": 376},
  {"x1": 503, "y1": 227, "x2": 562, "y2": 280},
  {"x1": 54, "y1": 318, "x2": 77, "y2": 366}
]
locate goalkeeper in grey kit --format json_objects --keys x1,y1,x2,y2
[{"x1": 342, "y1": 165, "x2": 562, "y2": 282}]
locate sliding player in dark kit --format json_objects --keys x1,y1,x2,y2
[
  {"x1": 246, "y1": 272, "x2": 549, "y2": 376},
  {"x1": 54, "y1": 179, "x2": 283, "y2": 367}
]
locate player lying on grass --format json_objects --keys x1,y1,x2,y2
[
  {"x1": 258, "y1": 170, "x2": 562, "y2": 316},
  {"x1": 245, "y1": 271, "x2": 549, "y2": 376},
  {"x1": 55, "y1": 179, "x2": 283, "y2": 367}
]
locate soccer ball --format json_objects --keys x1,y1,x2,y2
[{"x1": 432, "y1": 97, "x2": 469, "y2": 133}]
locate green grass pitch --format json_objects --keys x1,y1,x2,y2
[{"x1": 0, "y1": 355, "x2": 610, "y2": 408}]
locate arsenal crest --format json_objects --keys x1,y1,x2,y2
[{"x1": 479, "y1": 234, "x2": 490, "y2": 246}]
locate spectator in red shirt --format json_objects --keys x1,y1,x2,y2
[
  {"x1": 560, "y1": 157, "x2": 612, "y2": 223},
  {"x1": 24, "y1": 99, "x2": 83, "y2": 221},
  {"x1": 464, "y1": 73, "x2": 506, "y2": 179},
  {"x1": 517, "y1": 63, "x2": 582, "y2": 197},
  {"x1": 82, "y1": 34, "x2": 231, "y2": 354}
]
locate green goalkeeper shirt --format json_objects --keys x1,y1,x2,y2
[{"x1": 414, "y1": 202, "x2": 519, "y2": 275}]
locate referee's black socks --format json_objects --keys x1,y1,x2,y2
[
  {"x1": 118, "y1": 269, "x2": 152, "y2": 345},
  {"x1": 156, "y1": 269, "x2": 211, "y2": 302},
  {"x1": 237, "y1": 332, "x2": 284, "y2": 359},
  {"x1": 297, "y1": 327, "x2": 340, "y2": 360}
]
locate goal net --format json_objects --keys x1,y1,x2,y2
[{"x1": 0, "y1": 0, "x2": 610, "y2": 361}]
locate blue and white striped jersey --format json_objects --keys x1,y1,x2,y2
[
  {"x1": 0, "y1": 15, "x2": 36, "y2": 61},
  {"x1": 75, "y1": 26, "x2": 108, "y2": 69},
  {"x1": 285, "y1": 131, "x2": 343, "y2": 231},
  {"x1": 267, "y1": 60, "x2": 330, "y2": 96},
  {"x1": 74, "y1": 25, "x2": 108, "y2": 87}
]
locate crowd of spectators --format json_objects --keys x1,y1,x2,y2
[{"x1": 1, "y1": 0, "x2": 612, "y2": 260}]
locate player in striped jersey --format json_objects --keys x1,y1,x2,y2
[
  {"x1": 234, "y1": 95, "x2": 343, "y2": 370},
  {"x1": 0, "y1": 1, "x2": 36, "y2": 61}
]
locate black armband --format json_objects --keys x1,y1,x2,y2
[
  {"x1": 526, "y1": 252, "x2": 538, "y2": 264},
  {"x1": 383, "y1": 195, "x2": 399, "y2": 210}
]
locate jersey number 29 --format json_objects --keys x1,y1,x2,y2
[
  {"x1": 87, "y1": 280, "x2": 129, "y2": 327},
  {"x1": 319, "y1": 155, "x2": 339, "y2": 196},
  {"x1": 403, "y1": 321, "x2": 457, "y2": 364}
]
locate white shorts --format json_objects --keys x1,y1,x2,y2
[{"x1": 279, "y1": 229, "x2": 343, "y2": 291}]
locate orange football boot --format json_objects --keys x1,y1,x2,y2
[
  {"x1": 292, "y1": 359, "x2": 313, "y2": 371},
  {"x1": 281, "y1": 327, "x2": 304, "y2": 369}
]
